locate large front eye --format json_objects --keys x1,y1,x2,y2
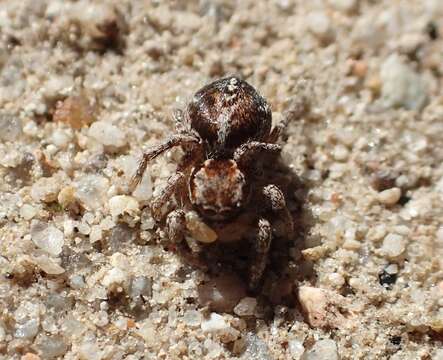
[{"x1": 201, "y1": 208, "x2": 218, "y2": 219}]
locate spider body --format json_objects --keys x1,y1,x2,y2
[
  {"x1": 131, "y1": 76, "x2": 303, "y2": 289},
  {"x1": 188, "y1": 77, "x2": 272, "y2": 154}
]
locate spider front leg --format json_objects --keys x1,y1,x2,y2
[
  {"x1": 249, "y1": 185, "x2": 294, "y2": 290},
  {"x1": 233, "y1": 141, "x2": 281, "y2": 170},
  {"x1": 166, "y1": 209, "x2": 206, "y2": 269},
  {"x1": 129, "y1": 133, "x2": 199, "y2": 192},
  {"x1": 249, "y1": 218, "x2": 272, "y2": 290},
  {"x1": 150, "y1": 172, "x2": 186, "y2": 221},
  {"x1": 263, "y1": 184, "x2": 294, "y2": 239},
  {"x1": 166, "y1": 209, "x2": 204, "y2": 253},
  {"x1": 267, "y1": 93, "x2": 309, "y2": 143},
  {"x1": 166, "y1": 209, "x2": 186, "y2": 244}
]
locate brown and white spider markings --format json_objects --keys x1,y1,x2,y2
[{"x1": 130, "y1": 76, "x2": 306, "y2": 289}]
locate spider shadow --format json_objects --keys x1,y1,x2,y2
[{"x1": 193, "y1": 156, "x2": 316, "y2": 315}]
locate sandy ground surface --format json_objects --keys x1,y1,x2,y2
[{"x1": 0, "y1": 0, "x2": 442, "y2": 359}]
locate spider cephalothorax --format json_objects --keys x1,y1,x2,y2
[
  {"x1": 130, "y1": 76, "x2": 304, "y2": 289},
  {"x1": 189, "y1": 159, "x2": 249, "y2": 221}
]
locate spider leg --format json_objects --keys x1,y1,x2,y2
[
  {"x1": 233, "y1": 141, "x2": 281, "y2": 170},
  {"x1": 151, "y1": 172, "x2": 186, "y2": 221},
  {"x1": 267, "y1": 95, "x2": 309, "y2": 143},
  {"x1": 263, "y1": 184, "x2": 294, "y2": 239},
  {"x1": 166, "y1": 209, "x2": 207, "y2": 269},
  {"x1": 249, "y1": 185, "x2": 294, "y2": 290},
  {"x1": 166, "y1": 209, "x2": 186, "y2": 244},
  {"x1": 129, "y1": 133, "x2": 199, "y2": 192},
  {"x1": 249, "y1": 218, "x2": 272, "y2": 290}
]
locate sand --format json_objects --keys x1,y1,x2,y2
[{"x1": 0, "y1": 1, "x2": 442, "y2": 359}]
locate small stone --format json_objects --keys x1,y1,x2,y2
[
  {"x1": 327, "y1": 272, "x2": 345, "y2": 288},
  {"x1": 77, "y1": 222, "x2": 91, "y2": 235},
  {"x1": 101, "y1": 267, "x2": 129, "y2": 288},
  {"x1": 328, "y1": 0, "x2": 357, "y2": 12},
  {"x1": 58, "y1": 186, "x2": 76, "y2": 208},
  {"x1": 20, "y1": 204, "x2": 38, "y2": 220},
  {"x1": 15, "y1": 318, "x2": 39, "y2": 339},
  {"x1": 113, "y1": 317, "x2": 128, "y2": 330},
  {"x1": 380, "y1": 54, "x2": 428, "y2": 111},
  {"x1": 289, "y1": 339, "x2": 305, "y2": 359},
  {"x1": 298, "y1": 286, "x2": 348, "y2": 328},
  {"x1": 23, "y1": 121, "x2": 38, "y2": 137},
  {"x1": 70, "y1": 274, "x2": 86, "y2": 289},
  {"x1": 94, "y1": 311, "x2": 109, "y2": 327},
  {"x1": 201, "y1": 313, "x2": 229, "y2": 333},
  {"x1": 185, "y1": 211, "x2": 217, "y2": 243},
  {"x1": 437, "y1": 227, "x2": 443, "y2": 244},
  {"x1": 107, "y1": 224, "x2": 136, "y2": 252},
  {"x1": 31, "y1": 223, "x2": 64, "y2": 256},
  {"x1": 89, "y1": 121, "x2": 127, "y2": 148},
  {"x1": 351, "y1": 60, "x2": 368, "y2": 78},
  {"x1": 307, "y1": 11, "x2": 334, "y2": 43},
  {"x1": 301, "y1": 339, "x2": 339, "y2": 360},
  {"x1": 302, "y1": 244, "x2": 330, "y2": 261},
  {"x1": 234, "y1": 297, "x2": 257, "y2": 316},
  {"x1": 0, "y1": 324, "x2": 5, "y2": 342},
  {"x1": 53, "y1": 96, "x2": 95, "y2": 129},
  {"x1": 0, "y1": 113, "x2": 22, "y2": 142},
  {"x1": 298, "y1": 286, "x2": 328, "y2": 327},
  {"x1": 204, "y1": 339, "x2": 223, "y2": 359},
  {"x1": 89, "y1": 225, "x2": 103, "y2": 243},
  {"x1": 380, "y1": 233, "x2": 406, "y2": 259},
  {"x1": 367, "y1": 224, "x2": 387, "y2": 242},
  {"x1": 377, "y1": 188, "x2": 401, "y2": 206},
  {"x1": 34, "y1": 334, "x2": 68, "y2": 359},
  {"x1": 183, "y1": 310, "x2": 202, "y2": 327},
  {"x1": 44, "y1": 75, "x2": 74, "y2": 100},
  {"x1": 31, "y1": 177, "x2": 61, "y2": 203},
  {"x1": 385, "y1": 263, "x2": 399, "y2": 274},
  {"x1": 240, "y1": 333, "x2": 273, "y2": 360},
  {"x1": 52, "y1": 128, "x2": 73, "y2": 149},
  {"x1": 74, "y1": 174, "x2": 109, "y2": 210},
  {"x1": 21, "y1": 354, "x2": 40, "y2": 360},
  {"x1": 109, "y1": 195, "x2": 139, "y2": 218},
  {"x1": 129, "y1": 276, "x2": 152, "y2": 299},
  {"x1": 332, "y1": 145, "x2": 349, "y2": 162},
  {"x1": 136, "y1": 320, "x2": 156, "y2": 347},
  {"x1": 32, "y1": 255, "x2": 65, "y2": 275},
  {"x1": 78, "y1": 342, "x2": 103, "y2": 360},
  {"x1": 342, "y1": 238, "x2": 361, "y2": 251},
  {"x1": 434, "y1": 349, "x2": 443, "y2": 360}
]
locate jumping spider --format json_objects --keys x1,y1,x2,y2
[{"x1": 131, "y1": 76, "x2": 304, "y2": 289}]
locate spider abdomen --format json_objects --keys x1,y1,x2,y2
[{"x1": 187, "y1": 77, "x2": 272, "y2": 153}]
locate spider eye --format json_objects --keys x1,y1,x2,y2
[{"x1": 203, "y1": 208, "x2": 218, "y2": 218}]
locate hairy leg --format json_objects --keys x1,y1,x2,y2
[
  {"x1": 267, "y1": 95, "x2": 309, "y2": 143},
  {"x1": 151, "y1": 172, "x2": 186, "y2": 221},
  {"x1": 166, "y1": 209, "x2": 186, "y2": 243},
  {"x1": 249, "y1": 218, "x2": 272, "y2": 290},
  {"x1": 166, "y1": 209, "x2": 206, "y2": 269},
  {"x1": 262, "y1": 184, "x2": 294, "y2": 239},
  {"x1": 129, "y1": 133, "x2": 200, "y2": 192},
  {"x1": 234, "y1": 141, "x2": 281, "y2": 170}
]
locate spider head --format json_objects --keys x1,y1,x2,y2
[{"x1": 189, "y1": 159, "x2": 249, "y2": 221}]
